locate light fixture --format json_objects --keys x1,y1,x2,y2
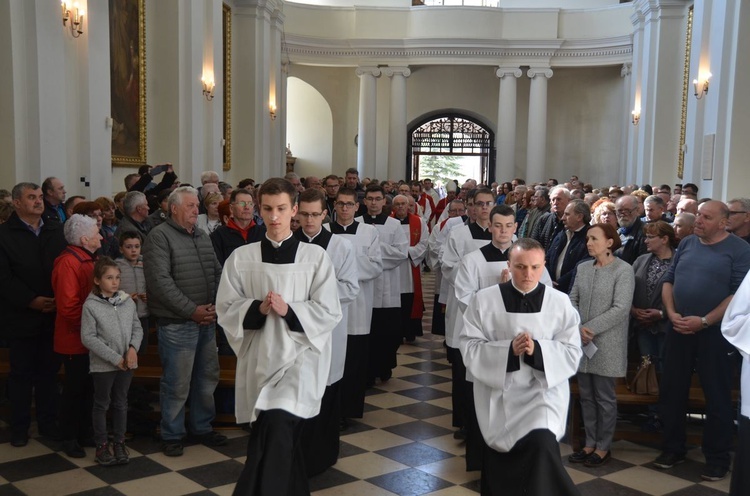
[
  {"x1": 269, "y1": 101, "x2": 277, "y2": 120},
  {"x1": 201, "y1": 73, "x2": 215, "y2": 101},
  {"x1": 631, "y1": 108, "x2": 641, "y2": 126},
  {"x1": 693, "y1": 72, "x2": 711, "y2": 99},
  {"x1": 61, "y1": 1, "x2": 85, "y2": 38}
]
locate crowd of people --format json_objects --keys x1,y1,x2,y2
[{"x1": 1, "y1": 167, "x2": 749, "y2": 496}]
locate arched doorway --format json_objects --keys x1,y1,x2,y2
[{"x1": 407, "y1": 114, "x2": 495, "y2": 186}]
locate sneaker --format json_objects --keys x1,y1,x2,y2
[
  {"x1": 95, "y1": 443, "x2": 118, "y2": 466},
  {"x1": 162, "y1": 441, "x2": 184, "y2": 457},
  {"x1": 653, "y1": 452, "x2": 686, "y2": 469},
  {"x1": 701, "y1": 465, "x2": 728, "y2": 482},
  {"x1": 192, "y1": 431, "x2": 228, "y2": 447},
  {"x1": 62, "y1": 439, "x2": 86, "y2": 459},
  {"x1": 112, "y1": 441, "x2": 130, "y2": 465}
]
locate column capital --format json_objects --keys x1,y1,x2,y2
[
  {"x1": 620, "y1": 62, "x2": 632, "y2": 78},
  {"x1": 527, "y1": 67, "x2": 553, "y2": 79},
  {"x1": 383, "y1": 66, "x2": 411, "y2": 78},
  {"x1": 496, "y1": 67, "x2": 522, "y2": 79},
  {"x1": 356, "y1": 66, "x2": 382, "y2": 78}
]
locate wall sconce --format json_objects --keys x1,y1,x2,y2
[
  {"x1": 269, "y1": 101, "x2": 277, "y2": 120},
  {"x1": 693, "y1": 72, "x2": 711, "y2": 99},
  {"x1": 201, "y1": 74, "x2": 215, "y2": 101},
  {"x1": 631, "y1": 108, "x2": 641, "y2": 126},
  {"x1": 61, "y1": 1, "x2": 85, "y2": 38}
]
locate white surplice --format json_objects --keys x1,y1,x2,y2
[
  {"x1": 722, "y1": 270, "x2": 750, "y2": 418},
  {"x1": 216, "y1": 241, "x2": 342, "y2": 423}
]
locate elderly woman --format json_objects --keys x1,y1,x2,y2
[
  {"x1": 52, "y1": 214, "x2": 102, "y2": 458},
  {"x1": 568, "y1": 223, "x2": 635, "y2": 467},
  {"x1": 591, "y1": 200, "x2": 618, "y2": 230},
  {"x1": 196, "y1": 192, "x2": 222, "y2": 235}
]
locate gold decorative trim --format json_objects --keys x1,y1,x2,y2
[
  {"x1": 678, "y1": 5, "x2": 693, "y2": 180},
  {"x1": 112, "y1": 0, "x2": 147, "y2": 167},
  {"x1": 223, "y1": 3, "x2": 232, "y2": 171}
]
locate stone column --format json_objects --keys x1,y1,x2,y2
[
  {"x1": 495, "y1": 66, "x2": 522, "y2": 182},
  {"x1": 620, "y1": 62, "x2": 633, "y2": 186},
  {"x1": 384, "y1": 66, "x2": 411, "y2": 181},
  {"x1": 526, "y1": 67, "x2": 553, "y2": 183},
  {"x1": 356, "y1": 66, "x2": 381, "y2": 180}
]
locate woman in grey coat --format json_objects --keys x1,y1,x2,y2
[{"x1": 568, "y1": 223, "x2": 635, "y2": 468}]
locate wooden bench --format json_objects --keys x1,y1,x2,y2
[{"x1": 567, "y1": 372, "x2": 740, "y2": 447}]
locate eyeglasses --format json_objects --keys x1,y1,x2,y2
[
  {"x1": 232, "y1": 201, "x2": 253, "y2": 208},
  {"x1": 335, "y1": 201, "x2": 357, "y2": 209},
  {"x1": 729, "y1": 211, "x2": 748, "y2": 215},
  {"x1": 474, "y1": 201, "x2": 493, "y2": 208},
  {"x1": 324, "y1": 184, "x2": 339, "y2": 189},
  {"x1": 365, "y1": 197, "x2": 384, "y2": 202},
  {"x1": 615, "y1": 207, "x2": 636, "y2": 216},
  {"x1": 298, "y1": 212, "x2": 323, "y2": 219}
]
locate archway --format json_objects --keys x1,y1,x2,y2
[{"x1": 286, "y1": 77, "x2": 333, "y2": 179}]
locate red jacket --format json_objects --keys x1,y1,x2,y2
[{"x1": 52, "y1": 246, "x2": 96, "y2": 355}]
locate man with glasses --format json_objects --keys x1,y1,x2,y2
[
  {"x1": 614, "y1": 195, "x2": 648, "y2": 264},
  {"x1": 210, "y1": 189, "x2": 265, "y2": 266},
  {"x1": 327, "y1": 187, "x2": 382, "y2": 427},
  {"x1": 726, "y1": 198, "x2": 750, "y2": 243},
  {"x1": 441, "y1": 187, "x2": 494, "y2": 446},
  {"x1": 358, "y1": 185, "x2": 409, "y2": 385},
  {"x1": 294, "y1": 188, "x2": 359, "y2": 475},
  {"x1": 323, "y1": 174, "x2": 340, "y2": 222}
]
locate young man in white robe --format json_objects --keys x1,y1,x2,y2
[
  {"x1": 721, "y1": 270, "x2": 750, "y2": 496},
  {"x1": 294, "y1": 188, "x2": 359, "y2": 476},
  {"x1": 216, "y1": 178, "x2": 342, "y2": 496},
  {"x1": 326, "y1": 187, "x2": 382, "y2": 426},
  {"x1": 357, "y1": 184, "x2": 409, "y2": 384},
  {"x1": 459, "y1": 238, "x2": 582, "y2": 496},
  {"x1": 441, "y1": 188, "x2": 493, "y2": 439},
  {"x1": 391, "y1": 195, "x2": 429, "y2": 343}
]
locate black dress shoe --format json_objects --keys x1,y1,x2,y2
[
  {"x1": 568, "y1": 449, "x2": 594, "y2": 463},
  {"x1": 11, "y1": 432, "x2": 29, "y2": 447},
  {"x1": 584, "y1": 451, "x2": 611, "y2": 467}
]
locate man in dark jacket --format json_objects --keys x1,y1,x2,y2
[
  {"x1": 41, "y1": 176, "x2": 67, "y2": 224},
  {"x1": 210, "y1": 189, "x2": 265, "y2": 266},
  {"x1": 143, "y1": 186, "x2": 226, "y2": 457},
  {"x1": 0, "y1": 182, "x2": 67, "y2": 447},
  {"x1": 615, "y1": 195, "x2": 648, "y2": 264},
  {"x1": 546, "y1": 200, "x2": 591, "y2": 294}
]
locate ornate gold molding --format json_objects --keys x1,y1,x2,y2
[
  {"x1": 223, "y1": 3, "x2": 232, "y2": 171},
  {"x1": 678, "y1": 5, "x2": 693, "y2": 180}
]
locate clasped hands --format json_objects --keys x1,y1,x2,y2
[
  {"x1": 631, "y1": 307, "x2": 661, "y2": 325},
  {"x1": 191, "y1": 303, "x2": 217, "y2": 326},
  {"x1": 117, "y1": 346, "x2": 138, "y2": 371},
  {"x1": 669, "y1": 312, "x2": 702, "y2": 335},
  {"x1": 259, "y1": 291, "x2": 288, "y2": 318},
  {"x1": 512, "y1": 332, "x2": 535, "y2": 356}
]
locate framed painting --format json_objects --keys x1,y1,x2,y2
[
  {"x1": 223, "y1": 3, "x2": 232, "y2": 171},
  {"x1": 110, "y1": 0, "x2": 146, "y2": 167}
]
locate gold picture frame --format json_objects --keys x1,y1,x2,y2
[
  {"x1": 110, "y1": 0, "x2": 146, "y2": 167},
  {"x1": 223, "y1": 3, "x2": 232, "y2": 171}
]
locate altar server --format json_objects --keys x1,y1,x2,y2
[{"x1": 216, "y1": 178, "x2": 342, "y2": 496}]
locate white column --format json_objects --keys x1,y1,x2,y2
[
  {"x1": 620, "y1": 62, "x2": 633, "y2": 186},
  {"x1": 356, "y1": 66, "x2": 381, "y2": 180},
  {"x1": 526, "y1": 67, "x2": 553, "y2": 183},
  {"x1": 495, "y1": 66, "x2": 522, "y2": 182},
  {"x1": 384, "y1": 66, "x2": 410, "y2": 181}
]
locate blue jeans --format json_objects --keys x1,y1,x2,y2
[{"x1": 158, "y1": 321, "x2": 220, "y2": 441}]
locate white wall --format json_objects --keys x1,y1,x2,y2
[{"x1": 286, "y1": 77, "x2": 334, "y2": 179}]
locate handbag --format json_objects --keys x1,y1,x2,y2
[{"x1": 629, "y1": 355, "x2": 659, "y2": 395}]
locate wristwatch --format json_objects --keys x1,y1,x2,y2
[{"x1": 701, "y1": 316, "x2": 709, "y2": 329}]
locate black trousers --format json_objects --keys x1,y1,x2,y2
[
  {"x1": 400, "y1": 293, "x2": 423, "y2": 341},
  {"x1": 431, "y1": 296, "x2": 446, "y2": 336},
  {"x1": 448, "y1": 346, "x2": 465, "y2": 428},
  {"x1": 58, "y1": 353, "x2": 93, "y2": 442},
  {"x1": 233, "y1": 409, "x2": 309, "y2": 496},
  {"x1": 481, "y1": 429, "x2": 580, "y2": 496},
  {"x1": 369, "y1": 307, "x2": 400, "y2": 379},
  {"x1": 659, "y1": 327, "x2": 735, "y2": 469},
  {"x1": 301, "y1": 382, "x2": 340, "y2": 477},
  {"x1": 341, "y1": 334, "x2": 369, "y2": 419},
  {"x1": 8, "y1": 334, "x2": 60, "y2": 436}
]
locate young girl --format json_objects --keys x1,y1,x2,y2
[{"x1": 80, "y1": 257, "x2": 143, "y2": 466}]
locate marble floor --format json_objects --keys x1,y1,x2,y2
[{"x1": 0, "y1": 273, "x2": 733, "y2": 495}]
